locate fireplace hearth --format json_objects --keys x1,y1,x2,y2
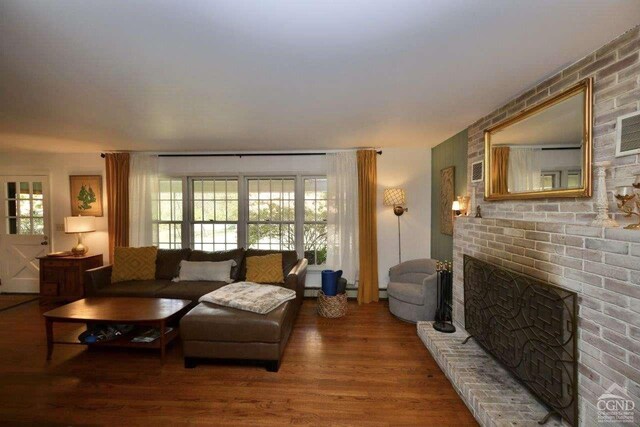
[{"x1": 463, "y1": 255, "x2": 578, "y2": 426}]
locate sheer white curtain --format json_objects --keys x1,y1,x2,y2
[
  {"x1": 508, "y1": 148, "x2": 542, "y2": 192},
  {"x1": 129, "y1": 153, "x2": 159, "y2": 247},
  {"x1": 326, "y1": 151, "x2": 359, "y2": 284}
]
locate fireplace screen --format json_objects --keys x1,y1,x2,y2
[{"x1": 463, "y1": 255, "x2": 577, "y2": 426}]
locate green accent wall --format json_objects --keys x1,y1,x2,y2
[{"x1": 431, "y1": 128, "x2": 468, "y2": 263}]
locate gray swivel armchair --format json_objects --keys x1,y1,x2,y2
[{"x1": 387, "y1": 259, "x2": 438, "y2": 323}]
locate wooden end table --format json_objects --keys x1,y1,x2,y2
[{"x1": 43, "y1": 297, "x2": 191, "y2": 362}]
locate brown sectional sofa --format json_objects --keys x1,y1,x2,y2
[{"x1": 84, "y1": 248, "x2": 308, "y2": 371}]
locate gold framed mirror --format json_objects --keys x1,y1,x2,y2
[{"x1": 484, "y1": 78, "x2": 592, "y2": 200}]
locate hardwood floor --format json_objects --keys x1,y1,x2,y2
[{"x1": 0, "y1": 298, "x2": 476, "y2": 426}]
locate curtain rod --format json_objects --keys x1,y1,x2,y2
[{"x1": 100, "y1": 150, "x2": 382, "y2": 158}]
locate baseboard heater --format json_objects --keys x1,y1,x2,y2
[{"x1": 463, "y1": 255, "x2": 578, "y2": 426}]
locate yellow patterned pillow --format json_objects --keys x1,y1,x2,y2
[
  {"x1": 246, "y1": 253, "x2": 284, "y2": 283},
  {"x1": 111, "y1": 246, "x2": 158, "y2": 283}
]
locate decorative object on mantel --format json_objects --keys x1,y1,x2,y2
[
  {"x1": 440, "y1": 166, "x2": 455, "y2": 236},
  {"x1": 591, "y1": 161, "x2": 619, "y2": 228},
  {"x1": 615, "y1": 176, "x2": 640, "y2": 230},
  {"x1": 64, "y1": 216, "x2": 96, "y2": 256},
  {"x1": 475, "y1": 205, "x2": 482, "y2": 218},
  {"x1": 383, "y1": 188, "x2": 408, "y2": 263},
  {"x1": 433, "y1": 261, "x2": 455, "y2": 333},
  {"x1": 69, "y1": 175, "x2": 103, "y2": 217}
]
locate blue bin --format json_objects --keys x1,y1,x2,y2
[{"x1": 321, "y1": 270, "x2": 343, "y2": 296}]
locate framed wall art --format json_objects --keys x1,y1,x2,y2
[
  {"x1": 69, "y1": 175, "x2": 103, "y2": 217},
  {"x1": 440, "y1": 166, "x2": 455, "y2": 235}
]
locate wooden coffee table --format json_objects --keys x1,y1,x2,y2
[{"x1": 43, "y1": 297, "x2": 191, "y2": 362}]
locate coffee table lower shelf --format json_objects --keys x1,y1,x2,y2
[{"x1": 47, "y1": 324, "x2": 179, "y2": 361}]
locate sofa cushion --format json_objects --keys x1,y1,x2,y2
[
  {"x1": 240, "y1": 249, "x2": 298, "y2": 281},
  {"x1": 154, "y1": 281, "x2": 228, "y2": 301},
  {"x1": 93, "y1": 280, "x2": 170, "y2": 298},
  {"x1": 155, "y1": 248, "x2": 191, "y2": 280},
  {"x1": 111, "y1": 246, "x2": 158, "y2": 283},
  {"x1": 387, "y1": 281, "x2": 424, "y2": 305},
  {"x1": 189, "y1": 248, "x2": 245, "y2": 281},
  {"x1": 180, "y1": 301, "x2": 293, "y2": 343},
  {"x1": 175, "y1": 260, "x2": 236, "y2": 283},
  {"x1": 246, "y1": 253, "x2": 284, "y2": 283}
]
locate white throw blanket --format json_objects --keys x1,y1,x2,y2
[{"x1": 199, "y1": 282, "x2": 296, "y2": 315}]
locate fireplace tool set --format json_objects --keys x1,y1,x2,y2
[{"x1": 433, "y1": 261, "x2": 456, "y2": 333}]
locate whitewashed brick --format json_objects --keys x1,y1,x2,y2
[
  {"x1": 584, "y1": 261, "x2": 630, "y2": 281},
  {"x1": 566, "y1": 225, "x2": 603, "y2": 238},
  {"x1": 585, "y1": 238, "x2": 629, "y2": 254},
  {"x1": 605, "y1": 228, "x2": 640, "y2": 243},
  {"x1": 605, "y1": 253, "x2": 640, "y2": 271}
]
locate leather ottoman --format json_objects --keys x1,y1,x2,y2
[{"x1": 180, "y1": 300, "x2": 297, "y2": 372}]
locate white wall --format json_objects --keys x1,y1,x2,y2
[
  {"x1": 377, "y1": 148, "x2": 431, "y2": 289},
  {"x1": 0, "y1": 152, "x2": 109, "y2": 262}
]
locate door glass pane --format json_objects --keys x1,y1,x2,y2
[
  {"x1": 32, "y1": 182, "x2": 43, "y2": 198},
  {"x1": 4, "y1": 179, "x2": 45, "y2": 235},
  {"x1": 19, "y1": 182, "x2": 29, "y2": 197},
  {"x1": 7, "y1": 182, "x2": 16, "y2": 199}
]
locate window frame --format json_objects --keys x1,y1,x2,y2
[
  {"x1": 245, "y1": 176, "x2": 297, "y2": 252},
  {"x1": 302, "y1": 176, "x2": 328, "y2": 268},
  {"x1": 153, "y1": 177, "x2": 188, "y2": 249},
  {"x1": 161, "y1": 173, "x2": 327, "y2": 269},
  {"x1": 188, "y1": 176, "x2": 240, "y2": 252}
]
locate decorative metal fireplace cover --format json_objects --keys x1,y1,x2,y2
[{"x1": 463, "y1": 255, "x2": 578, "y2": 426}]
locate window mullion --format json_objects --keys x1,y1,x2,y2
[
  {"x1": 184, "y1": 177, "x2": 192, "y2": 249},
  {"x1": 295, "y1": 175, "x2": 304, "y2": 259},
  {"x1": 238, "y1": 175, "x2": 247, "y2": 250}
]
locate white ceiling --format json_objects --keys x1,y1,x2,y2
[{"x1": 1, "y1": 0, "x2": 639, "y2": 153}]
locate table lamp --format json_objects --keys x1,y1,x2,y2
[{"x1": 64, "y1": 216, "x2": 96, "y2": 256}]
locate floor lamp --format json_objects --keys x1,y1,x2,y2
[{"x1": 383, "y1": 188, "x2": 407, "y2": 264}]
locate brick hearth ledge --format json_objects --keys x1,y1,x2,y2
[{"x1": 418, "y1": 322, "x2": 565, "y2": 427}]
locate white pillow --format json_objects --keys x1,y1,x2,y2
[{"x1": 173, "y1": 260, "x2": 236, "y2": 283}]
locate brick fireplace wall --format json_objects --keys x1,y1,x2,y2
[
  {"x1": 452, "y1": 26, "x2": 640, "y2": 425},
  {"x1": 452, "y1": 217, "x2": 640, "y2": 424},
  {"x1": 468, "y1": 26, "x2": 639, "y2": 226}
]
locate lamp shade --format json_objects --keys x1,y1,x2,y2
[
  {"x1": 64, "y1": 216, "x2": 96, "y2": 233},
  {"x1": 451, "y1": 201, "x2": 461, "y2": 211},
  {"x1": 383, "y1": 188, "x2": 406, "y2": 206}
]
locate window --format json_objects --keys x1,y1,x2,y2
[
  {"x1": 4, "y1": 181, "x2": 44, "y2": 235},
  {"x1": 191, "y1": 178, "x2": 238, "y2": 251},
  {"x1": 567, "y1": 170, "x2": 581, "y2": 188},
  {"x1": 153, "y1": 178, "x2": 183, "y2": 249},
  {"x1": 303, "y1": 178, "x2": 327, "y2": 265},
  {"x1": 541, "y1": 171, "x2": 560, "y2": 190},
  {"x1": 247, "y1": 178, "x2": 295, "y2": 251},
  {"x1": 156, "y1": 175, "x2": 327, "y2": 265}
]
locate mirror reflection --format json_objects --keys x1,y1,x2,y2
[{"x1": 485, "y1": 78, "x2": 592, "y2": 200}]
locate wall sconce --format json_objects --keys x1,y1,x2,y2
[
  {"x1": 452, "y1": 200, "x2": 462, "y2": 217},
  {"x1": 457, "y1": 195, "x2": 469, "y2": 216},
  {"x1": 452, "y1": 196, "x2": 469, "y2": 217},
  {"x1": 383, "y1": 188, "x2": 408, "y2": 263},
  {"x1": 614, "y1": 175, "x2": 640, "y2": 230}
]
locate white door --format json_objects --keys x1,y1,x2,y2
[{"x1": 0, "y1": 176, "x2": 50, "y2": 293}]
